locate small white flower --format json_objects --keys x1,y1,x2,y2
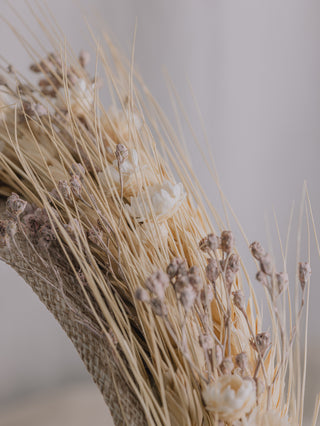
[
  {"x1": 202, "y1": 375, "x2": 255, "y2": 423},
  {"x1": 126, "y1": 180, "x2": 185, "y2": 222},
  {"x1": 56, "y1": 78, "x2": 94, "y2": 115}
]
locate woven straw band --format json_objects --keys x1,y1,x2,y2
[{"x1": 0, "y1": 199, "x2": 146, "y2": 426}]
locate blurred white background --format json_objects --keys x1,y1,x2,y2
[{"x1": 0, "y1": 0, "x2": 320, "y2": 424}]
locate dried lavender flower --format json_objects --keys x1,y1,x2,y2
[
  {"x1": 220, "y1": 230, "x2": 234, "y2": 254},
  {"x1": 298, "y1": 262, "x2": 311, "y2": 290}
]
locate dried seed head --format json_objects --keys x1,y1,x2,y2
[
  {"x1": 252, "y1": 332, "x2": 271, "y2": 356},
  {"x1": 135, "y1": 287, "x2": 150, "y2": 302},
  {"x1": 199, "y1": 233, "x2": 220, "y2": 253},
  {"x1": 275, "y1": 272, "x2": 289, "y2": 295},
  {"x1": 227, "y1": 253, "x2": 240, "y2": 273},
  {"x1": 150, "y1": 298, "x2": 168, "y2": 316},
  {"x1": 199, "y1": 334, "x2": 214, "y2": 351},
  {"x1": 220, "y1": 357, "x2": 234, "y2": 375},
  {"x1": 220, "y1": 230, "x2": 234, "y2": 254},
  {"x1": 232, "y1": 290, "x2": 245, "y2": 311},
  {"x1": 70, "y1": 174, "x2": 82, "y2": 198},
  {"x1": 30, "y1": 63, "x2": 41, "y2": 73},
  {"x1": 6, "y1": 193, "x2": 27, "y2": 217},
  {"x1": 179, "y1": 285, "x2": 197, "y2": 311},
  {"x1": 235, "y1": 352, "x2": 248, "y2": 371},
  {"x1": 206, "y1": 257, "x2": 219, "y2": 283},
  {"x1": 249, "y1": 241, "x2": 266, "y2": 261},
  {"x1": 166, "y1": 257, "x2": 184, "y2": 279},
  {"x1": 298, "y1": 262, "x2": 311, "y2": 291},
  {"x1": 58, "y1": 180, "x2": 71, "y2": 200},
  {"x1": 115, "y1": 143, "x2": 128, "y2": 164},
  {"x1": 79, "y1": 50, "x2": 91, "y2": 67},
  {"x1": 174, "y1": 274, "x2": 189, "y2": 294},
  {"x1": 145, "y1": 270, "x2": 169, "y2": 300},
  {"x1": 260, "y1": 253, "x2": 273, "y2": 276}
]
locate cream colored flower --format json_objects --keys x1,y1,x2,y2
[
  {"x1": 103, "y1": 106, "x2": 142, "y2": 142},
  {"x1": 98, "y1": 148, "x2": 153, "y2": 196},
  {"x1": 202, "y1": 375, "x2": 255, "y2": 423},
  {"x1": 126, "y1": 180, "x2": 185, "y2": 222},
  {"x1": 56, "y1": 78, "x2": 94, "y2": 116},
  {"x1": 248, "y1": 409, "x2": 292, "y2": 426}
]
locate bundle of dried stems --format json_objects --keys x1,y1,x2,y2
[{"x1": 0, "y1": 5, "x2": 319, "y2": 426}]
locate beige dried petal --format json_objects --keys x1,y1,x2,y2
[
  {"x1": 202, "y1": 375, "x2": 255, "y2": 423},
  {"x1": 126, "y1": 180, "x2": 185, "y2": 222}
]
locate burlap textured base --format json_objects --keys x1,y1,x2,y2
[{"x1": 0, "y1": 200, "x2": 146, "y2": 426}]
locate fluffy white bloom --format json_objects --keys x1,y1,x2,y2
[
  {"x1": 202, "y1": 375, "x2": 255, "y2": 423},
  {"x1": 56, "y1": 78, "x2": 94, "y2": 115},
  {"x1": 126, "y1": 180, "x2": 185, "y2": 222},
  {"x1": 248, "y1": 409, "x2": 292, "y2": 426}
]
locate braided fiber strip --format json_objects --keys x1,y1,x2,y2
[{"x1": 0, "y1": 200, "x2": 146, "y2": 426}]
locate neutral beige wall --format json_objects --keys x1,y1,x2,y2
[{"x1": 0, "y1": 0, "x2": 319, "y2": 420}]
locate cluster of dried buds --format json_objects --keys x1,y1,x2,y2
[
  {"x1": 29, "y1": 50, "x2": 91, "y2": 98},
  {"x1": 50, "y1": 162, "x2": 85, "y2": 203},
  {"x1": 3, "y1": 192, "x2": 57, "y2": 250}
]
